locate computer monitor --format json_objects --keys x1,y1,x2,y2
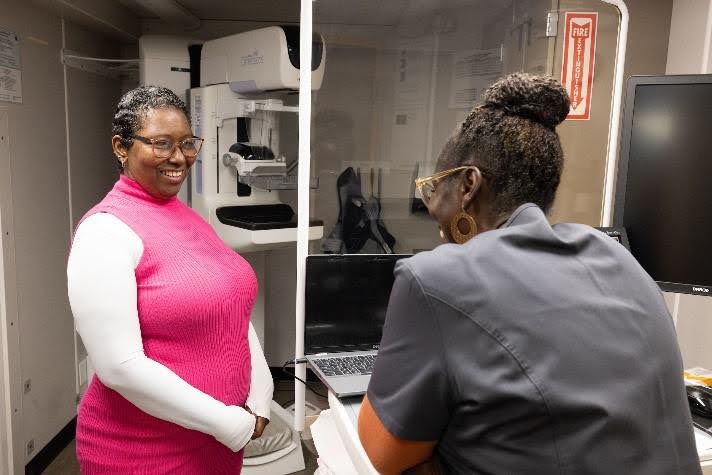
[
  {"x1": 614, "y1": 74, "x2": 712, "y2": 295},
  {"x1": 304, "y1": 254, "x2": 411, "y2": 354}
]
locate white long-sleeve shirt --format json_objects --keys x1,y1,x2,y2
[{"x1": 67, "y1": 212, "x2": 274, "y2": 452}]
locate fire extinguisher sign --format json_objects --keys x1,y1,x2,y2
[{"x1": 561, "y1": 12, "x2": 598, "y2": 120}]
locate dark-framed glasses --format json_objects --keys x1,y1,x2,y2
[
  {"x1": 414, "y1": 166, "x2": 473, "y2": 206},
  {"x1": 132, "y1": 135, "x2": 204, "y2": 158}
]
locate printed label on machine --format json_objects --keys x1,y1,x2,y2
[
  {"x1": 193, "y1": 92, "x2": 202, "y2": 194},
  {"x1": 560, "y1": 12, "x2": 597, "y2": 121}
]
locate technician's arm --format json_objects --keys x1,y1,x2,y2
[
  {"x1": 358, "y1": 395, "x2": 437, "y2": 474},
  {"x1": 67, "y1": 213, "x2": 256, "y2": 452},
  {"x1": 246, "y1": 322, "x2": 274, "y2": 437}
]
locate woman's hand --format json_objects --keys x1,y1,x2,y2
[
  {"x1": 216, "y1": 405, "x2": 256, "y2": 452},
  {"x1": 252, "y1": 416, "x2": 269, "y2": 439},
  {"x1": 245, "y1": 405, "x2": 269, "y2": 439}
]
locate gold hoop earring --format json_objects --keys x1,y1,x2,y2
[
  {"x1": 119, "y1": 158, "x2": 126, "y2": 169},
  {"x1": 450, "y1": 209, "x2": 477, "y2": 244}
]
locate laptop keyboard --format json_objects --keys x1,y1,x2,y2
[{"x1": 313, "y1": 354, "x2": 376, "y2": 376}]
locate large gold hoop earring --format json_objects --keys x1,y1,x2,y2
[{"x1": 450, "y1": 210, "x2": 477, "y2": 244}]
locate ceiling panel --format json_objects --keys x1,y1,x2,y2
[
  {"x1": 167, "y1": 0, "x2": 300, "y2": 22},
  {"x1": 114, "y1": 0, "x2": 162, "y2": 18}
]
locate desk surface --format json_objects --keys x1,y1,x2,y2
[
  {"x1": 339, "y1": 396, "x2": 362, "y2": 428},
  {"x1": 326, "y1": 392, "x2": 376, "y2": 474},
  {"x1": 322, "y1": 392, "x2": 712, "y2": 471}
]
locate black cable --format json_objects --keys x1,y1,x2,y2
[{"x1": 281, "y1": 360, "x2": 328, "y2": 399}]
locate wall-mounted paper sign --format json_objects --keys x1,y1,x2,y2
[
  {"x1": 0, "y1": 30, "x2": 22, "y2": 103},
  {"x1": 561, "y1": 13, "x2": 598, "y2": 120},
  {"x1": 449, "y1": 49, "x2": 502, "y2": 109}
]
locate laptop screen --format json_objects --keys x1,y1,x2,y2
[{"x1": 305, "y1": 254, "x2": 411, "y2": 354}]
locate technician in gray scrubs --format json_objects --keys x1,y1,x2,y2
[{"x1": 358, "y1": 73, "x2": 700, "y2": 474}]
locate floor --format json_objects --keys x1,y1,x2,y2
[{"x1": 42, "y1": 379, "x2": 329, "y2": 475}]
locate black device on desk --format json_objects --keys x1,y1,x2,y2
[
  {"x1": 687, "y1": 385, "x2": 712, "y2": 436},
  {"x1": 304, "y1": 254, "x2": 411, "y2": 397},
  {"x1": 688, "y1": 385, "x2": 712, "y2": 418}
]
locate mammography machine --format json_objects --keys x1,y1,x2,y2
[
  {"x1": 140, "y1": 27, "x2": 325, "y2": 247},
  {"x1": 190, "y1": 26, "x2": 325, "y2": 251}
]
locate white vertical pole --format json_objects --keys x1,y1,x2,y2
[
  {"x1": 672, "y1": 292, "x2": 682, "y2": 328},
  {"x1": 61, "y1": 18, "x2": 83, "y2": 401},
  {"x1": 0, "y1": 109, "x2": 22, "y2": 475},
  {"x1": 701, "y1": 1, "x2": 712, "y2": 73},
  {"x1": 0, "y1": 112, "x2": 16, "y2": 475},
  {"x1": 295, "y1": 0, "x2": 314, "y2": 432},
  {"x1": 599, "y1": 0, "x2": 629, "y2": 226}
]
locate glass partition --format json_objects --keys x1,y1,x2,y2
[
  {"x1": 552, "y1": 1, "x2": 620, "y2": 225},
  {"x1": 308, "y1": 0, "x2": 622, "y2": 254}
]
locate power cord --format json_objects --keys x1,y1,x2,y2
[{"x1": 281, "y1": 359, "x2": 328, "y2": 399}]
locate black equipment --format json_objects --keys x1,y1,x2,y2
[
  {"x1": 322, "y1": 167, "x2": 395, "y2": 254},
  {"x1": 304, "y1": 254, "x2": 410, "y2": 354}
]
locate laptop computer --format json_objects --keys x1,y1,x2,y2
[{"x1": 304, "y1": 254, "x2": 411, "y2": 397}]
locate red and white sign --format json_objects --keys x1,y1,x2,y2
[{"x1": 561, "y1": 12, "x2": 598, "y2": 120}]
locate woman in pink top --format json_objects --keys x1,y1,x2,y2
[{"x1": 67, "y1": 86, "x2": 273, "y2": 473}]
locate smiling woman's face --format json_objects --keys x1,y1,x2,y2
[{"x1": 117, "y1": 106, "x2": 195, "y2": 200}]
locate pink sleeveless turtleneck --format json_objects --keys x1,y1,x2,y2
[{"x1": 75, "y1": 175, "x2": 257, "y2": 473}]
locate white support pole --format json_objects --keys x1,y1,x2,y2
[
  {"x1": 0, "y1": 113, "x2": 14, "y2": 475},
  {"x1": 294, "y1": 0, "x2": 314, "y2": 432},
  {"x1": 62, "y1": 18, "x2": 83, "y2": 401},
  {"x1": 0, "y1": 111, "x2": 22, "y2": 475},
  {"x1": 599, "y1": 0, "x2": 629, "y2": 226},
  {"x1": 672, "y1": 292, "x2": 682, "y2": 328}
]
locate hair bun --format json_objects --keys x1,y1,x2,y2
[{"x1": 483, "y1": 73, "x2": 570, "y2": 128}]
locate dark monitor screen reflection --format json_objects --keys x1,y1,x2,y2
[
  {"x1": 305, "y1": 255, "x2": 409, "y2": 353},
  {"x1": 618, "y1": 78, "x2": 712, "y2": 291}
]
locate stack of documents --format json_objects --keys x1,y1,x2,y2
[{"x1": 696, "y1": 427, "x2": 712, "y2": 461}]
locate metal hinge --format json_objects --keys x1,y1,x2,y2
[{"x1": 546, "y1": 12, "x2": 559, "y2": 37}]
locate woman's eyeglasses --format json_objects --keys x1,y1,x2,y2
[
  {"x1": 132, "y1": 135, "x2": 204, "y2": 159},
  {"x1": 414, "y1": 166, "x2": 475, "y2": 206}
]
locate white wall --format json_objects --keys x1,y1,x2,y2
[
  {"x1": 0, "y1": 0, "x2": 126, "y2": 469},
  {"x1": 624, "y1": 0, "x2": 674, "y2": 78},
  {"x1": 65, "y1": 23, "x2": 124, "y2": 230},
  {"x1": 666, "y1": 0, "x2": 712, "y2": 74},
  {"x1": 0, "y1": 2, "x2": 74, "y2": 466},
  {"x1": 65, "y1": 20, "x2": 127, "y2": 398}
]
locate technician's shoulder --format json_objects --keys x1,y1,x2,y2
[
  {"x1": 399, "y1": 204, "x2": 554, "y2": 300},
  {"x1": 553, "y1": 220, "x2": 638, "y2": 262},
  {"x1": 399, "y1": 241, "x2": 484, "y2": 298},
  {"x1": 403, "y1": 243, "x2": 461, "y2": 273}
]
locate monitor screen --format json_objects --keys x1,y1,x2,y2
[
  {"x1": 615, "y1": 75, "x2": 712, "y2": 295},
  {"x1": 304, "y1": 254, "x2": 410, "y2": 353}
]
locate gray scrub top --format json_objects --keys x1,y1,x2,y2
[{"x1": 367, "y1": 203, "x2": 700, "y2": 474}]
